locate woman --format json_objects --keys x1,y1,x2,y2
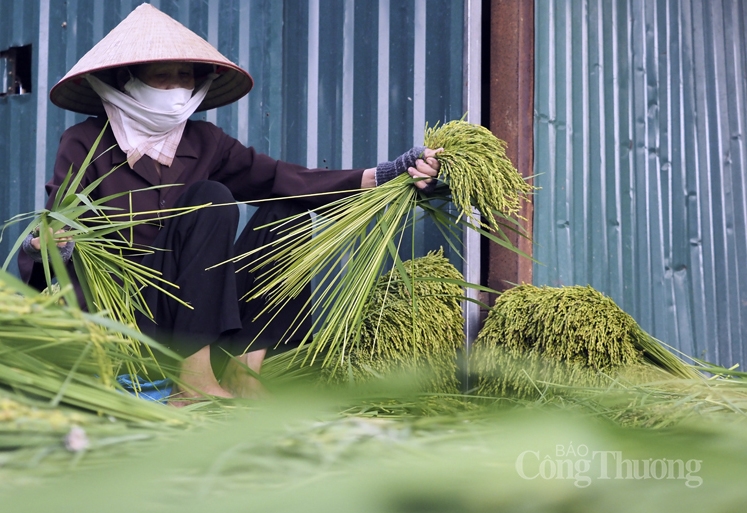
[{"x1": 19, "y1": 4, "x2": 440, "y2": 402}]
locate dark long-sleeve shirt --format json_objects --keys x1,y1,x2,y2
[{"x1": 19, "y1": 115, "x2": 364, "y2": 290}]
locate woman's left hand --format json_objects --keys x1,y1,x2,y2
[
  {"x1": 408, "y1": 147, "x2": 442, "y2": 190},
  {"x1": 362, "y1": 146, "x2": 444, "y2": 189}
]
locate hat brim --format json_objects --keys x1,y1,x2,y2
[
  {"x1": 50, "y1": 59, "x2": 253, "y2": 116},
  {"x1": 48, "y1": 4, "x2": 254, "y2": 115}
]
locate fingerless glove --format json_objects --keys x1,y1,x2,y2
[
  {"x1": 22, "y1": 233, "x2": 75, "y2": 263},
  {"x1": 374, "y1": 146, "x2": 427, "y2": 186}
]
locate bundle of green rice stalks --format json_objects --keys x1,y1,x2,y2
[
  {"x1": 0, "y1": 270, "x2": 187, "y2": 423},
  {"x1": 423, "y1": 119, "x2": 534, "y2": 231},
  {"x1": 471, "y1": 285, "x2": 700, "y2": 400},
  {"x1": 230, "y1": 118, "x2": 531, "y2": 372},
  {"x1": 1, "y1": 123, "x2": 202, "y2": 380},
  {"x1": 322, "y1": 250, "x2": 465, "y2": 393},
  {"x1": 260, "y1": 251, "x2": 465, "y2": 394}
]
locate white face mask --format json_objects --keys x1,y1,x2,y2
[{"x1": 123, "y1": 76, "x2": 194, "y2": 112}]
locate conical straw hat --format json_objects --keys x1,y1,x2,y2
[{"x1": 50, "y1": 3, "x2": 253, "y2": 115}]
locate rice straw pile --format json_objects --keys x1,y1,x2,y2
[
  {"x1": 322, "y1": 250, "x2": 465, "y2": 393},
  {"x1": 0, "y1": 270, "x2": 186, "y2": 423},
  {"x1": 471, "y1": 285, "x2": 700, "y2": 399}
]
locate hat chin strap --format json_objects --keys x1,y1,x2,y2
[{"x1": 85, "y1": 74, "x2": 216, "y2": 168}]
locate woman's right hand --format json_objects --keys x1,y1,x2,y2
[{"x1": 30, "y1": 228, "x2": 72, "y2": 250}]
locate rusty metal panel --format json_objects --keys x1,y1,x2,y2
[
  {"x1": 488, "y1": 0, "x2": 535, "y2": 301},
  {"x1": 533, "y1": 0, "x2": 747, "y2": 366}
]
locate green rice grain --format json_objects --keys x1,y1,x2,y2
[
  {"x1": 424, "y1": 119, "x2": 534, "y2": 232},
  {"x1": 323, "y1": 250, "x2": 465, "y2": 393},
  {"x1": 471, "y1": 284, "x2": 698, "y2": 399}
]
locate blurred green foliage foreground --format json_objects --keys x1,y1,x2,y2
[
  {"x1": 2, "y1": 378, "x2": 747, "y2": 513},
  {"x1": 2, "y1": 263, "x2": 747, "y2": 512}
]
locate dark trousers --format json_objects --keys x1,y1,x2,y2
[{"x1": 135, "y1": 181, "x2": 311, "y2": 371}]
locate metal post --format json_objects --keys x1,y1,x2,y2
[{"x1": 462, "y1": 0, "x2": 482, "y2": 390}]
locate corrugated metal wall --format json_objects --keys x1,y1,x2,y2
[
  {"x1": 533, "y1": 0, "x2": 747, "y2": 366},
  {"x1": 0, "y1": 0, "x2": 39, "y2": 266},
  {"x1": 0, "y1": 0, "x2": 466, "y2": 275}
]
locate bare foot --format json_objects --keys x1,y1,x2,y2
[
  {"x1": 168, "y1": 382, "x2": 234, "y2": 408},
  {"x1": 221, "y1": 350, "x2": 268, "y2": 399},
  {"x1": 169, "y1": 345, "x2": 234, "y2": 407}
]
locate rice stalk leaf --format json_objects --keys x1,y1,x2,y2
[
  {"x1": 385, "y1": 232, "x2": 414, "y2": 298},
  {"x1": 46, "y1": 211, "x2": 89, "y2": 233},
  {"x1": 0, "y1": 217, "x2": 42, "y2": 271},
  {"x1": 50, "y1": 341, "x2": 93, "y2": 407},
  {"x1": 57, "y1": 122, "x2": 112, "y2": 209},
  {"x1": 52, "y1": 164, "x2": 75, "y2": 212},
  {"x1": 73, "y1": 159, "x2": 124, "y2": 203}
]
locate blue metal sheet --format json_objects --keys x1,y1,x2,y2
[
  {"x1": 534, "y1": 0, "x2": 747, "y2": 366},
  {"x1": 352, "y1": 0, "x2": 380, "y2": 168},
  {"x1": 0, "y1": 0, "x2": 38, "y2": 271},
  {"x1": 281, "y1": 0, "x2": 310, "y2": 165}
]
